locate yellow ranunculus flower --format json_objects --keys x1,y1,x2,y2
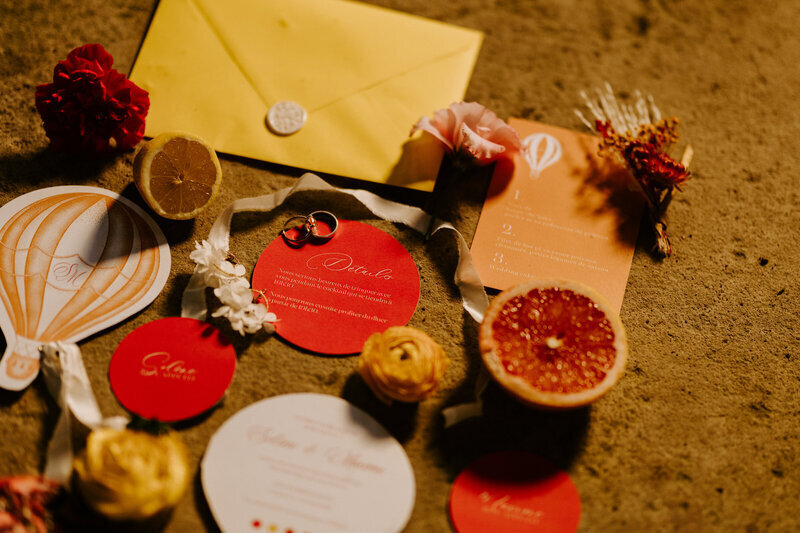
[
  {"x1": 358, "y1": 326, "x2": 449, "y2": 404},
  {"x1": 73, "y1": 428, "x2": 190, "y2": 520}
]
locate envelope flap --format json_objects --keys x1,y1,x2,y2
[
  {"x1": 130, "y1": 0, "x2": 269, "y2": 149},
  {"x1": 131, "y1": 0, "x2": 483, "y2": 188},
  {"x1": 193, "y1": 0, "x2": 483, "y2": 111}
]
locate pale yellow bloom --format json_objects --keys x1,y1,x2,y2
[
  {"x1": 358, "y1": 326, "x2": 448, "y2": 404},
  {"x1": 73, "y1": 428, "x2": 190, "y2": 520}
]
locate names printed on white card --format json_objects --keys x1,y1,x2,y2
[
  {"x1": 249, "y1": 416, "x2": 386, "y2": 477},
  {"x1": 202, "y1": 394, "x2": 415, "y2": 533}
]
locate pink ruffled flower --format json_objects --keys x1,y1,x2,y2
[{"x1": 411, "y1": 102, "x2": 521, "y2": 165}]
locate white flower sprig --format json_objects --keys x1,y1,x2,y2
[
  {"x1": 189, "y1": 240, "x2": 276, "y2": 335},
  {"x1": 574, "y1": 82, "x2": 662, "y2": 136},
  {"x1": 189, "y1": 240, "x2": 246, "y2": 288}
]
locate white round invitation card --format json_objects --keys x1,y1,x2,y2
[{"x1": 202, "y1": 393, "x2": 416, "y2": 533}]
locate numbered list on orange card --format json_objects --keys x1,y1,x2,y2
[{"x1": 470, "y1": 119, "x2": 644, "y2": 312}]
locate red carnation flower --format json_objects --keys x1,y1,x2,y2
[{"x1": 35, "y1": 44, "x2": 149, "y2": 153}]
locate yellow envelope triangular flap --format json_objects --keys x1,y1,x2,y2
[
  {"x1": 131, "y1": 0, "x2": 484, "y2": 188},
  {"x1": 192, "y1": 0, "x2": 483, "y2": 111},
  {"x1": 130, "y1": 0, "x2": 267, "y2": 147},
  {"x1": 231, "y1": 44, "x2": 483, "y2": 183}
]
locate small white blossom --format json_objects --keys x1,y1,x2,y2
[
  {"x1": 212, "y1": 301, "x2": 277, "y2": 336},
  {"x1": 213, "y1": 280, "x2": 253, "y2": 310},
  {"x1": 190, "y1": 240, "x2": 246, "y2": 288},
  {"x1": 190, "y1": 240, "x2": 277, "y2": 335}
]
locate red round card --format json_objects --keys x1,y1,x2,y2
[
  {"x1": 252, "y1": 220, "x2": 420, "y2": 354},
  {"x1": 450, "y1": 451, "x2": 581, "y2": 533},
  {"x1": 109, "y1": 317, "x2": 236, "y2": 422}
]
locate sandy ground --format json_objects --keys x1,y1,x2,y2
[{"x1": 1, "y1": 0, "x2": 799, "y2": 531}]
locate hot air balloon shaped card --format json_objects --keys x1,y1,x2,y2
[
  {"x1": 470, "y1": 119, "x2": 644, "y2": 312},
  {"x1": 0, "y1": 186, "x2": 171, "y2": 391}
]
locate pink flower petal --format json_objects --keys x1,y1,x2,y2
[
  {"x1": 457, "y1": 123, "x2": 508, "y2": 163},
  {"x1": 411, "y1": 116, "x2": 454, "y2": 151},
  {"x1": 411, "y1": 101, "x2": 520, "y2": 164}
]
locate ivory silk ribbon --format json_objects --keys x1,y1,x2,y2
[
  {"x1": 181, "y1": 173, "x2": 490, "y2": 425},
  {"x1": 41, "y1": 342, "x2": 128, "y2": 484},
  {"x1": 40, "y1": 173, "x2": 489, "y2": 484}
]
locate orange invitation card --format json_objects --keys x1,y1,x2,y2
[{"x1": 470, "y1": 119, "x2": 644, "y2": 311}]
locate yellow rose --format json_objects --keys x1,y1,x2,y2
[
  {"x1": 358, "y1": 326, "x2": 449, "y2": 404},
  {"x1": 73, "y1": 428, "x2": 190, "y2": 520}
]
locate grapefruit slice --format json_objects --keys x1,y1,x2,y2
[
  {"x1": 133, "y1": 132, "x2": 222, "y2": 220},
  {"x1": 479, "y1": 279, "x2": 627, "y2": 409}
]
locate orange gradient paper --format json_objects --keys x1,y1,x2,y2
[
  {"x1": 0, "y1": 187, "x2": 171, "y2": 390},
  {"x1": 470, "y1": 119, "x2": 644, "y2": 312}
]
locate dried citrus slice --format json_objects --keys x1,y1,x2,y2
[
  {"x1": 479, "y1": 279, "x2": 627, "y2": 409},
  {"x1": 133, "y1": 132, "x2": 222, "y2": 220}
]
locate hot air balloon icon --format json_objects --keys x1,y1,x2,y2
[
  {"x1": 522, "y1": 133, "x2": 563, "y2": 179},
  {"x1": 0, "y1": 187, "x2": 171, "y2": 391}
]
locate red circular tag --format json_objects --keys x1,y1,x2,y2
[
  {"x1": 450, "y1": 451, "x2": 581, "y2": 533},
  {"x1": 252, "y1": 220, "x2": 420, "y2": 354},
  {"x1": 109, "y1": 317, "x2": 236, "y2": 422}
]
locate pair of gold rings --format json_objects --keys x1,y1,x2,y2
[{"x1": 281, "y1": 211, "x2": 339, "y2": 244}]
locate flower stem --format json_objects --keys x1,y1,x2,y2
[
  {"x1": 423, "y1": 156, "x2": 457, "y2": 241},
  {"x1": 650, "y1": 188, "x2": 674, "y2": 257}
]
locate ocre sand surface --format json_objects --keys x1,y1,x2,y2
[{"x1": 1, "y1": 1, "x2": 799, "y2": 531}]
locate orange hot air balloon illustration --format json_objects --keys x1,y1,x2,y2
[{"x1": 0, "y1": 187, "x2": 171, "y2": 391}]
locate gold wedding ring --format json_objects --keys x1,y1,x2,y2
[
  {"x1": 281, "y1": 211, "x2": 339, "y2": 244},
  {"x1": 307, "y1": 211, "x2": 338, "y2": 241},
  {"x1": 281, "y1": 215, "x2": 313, "y2": 244}
]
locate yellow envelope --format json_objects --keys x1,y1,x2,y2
[{"x1": 130, "y1": 0, "x2": 483, "y2": 191}]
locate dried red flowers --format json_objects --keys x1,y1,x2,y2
[
  {"x1": 35, "y1": 44, "x2": 149, "y2": 153},
  {"x1": 596, "y1": 118, "x2": 690, "y2": 256},
  {"x1": 577, "y1": 84, "x2": 690, "y2": 257}
]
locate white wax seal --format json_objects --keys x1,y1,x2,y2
[{"x1": 266, "y1": 101, "x2": 307, "y2": 136}]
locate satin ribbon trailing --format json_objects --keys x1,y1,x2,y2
[
  {"x1": 181, "y1": 173, "x2": 489, "y2": 425},
  {"x1": 41, "y1": 342, "x2": 128, "y2": 484}
]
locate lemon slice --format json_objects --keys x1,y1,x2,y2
[{"x1": 133, "y1": 132, "x2": 222, "y2": 220}]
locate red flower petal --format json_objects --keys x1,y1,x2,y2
[
  {"x1": 35, "y1": 44, "x2": 149, "y2": 154},
  {"x1": 63, "y1": 43, "x2": 113, "y2": 76}
]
